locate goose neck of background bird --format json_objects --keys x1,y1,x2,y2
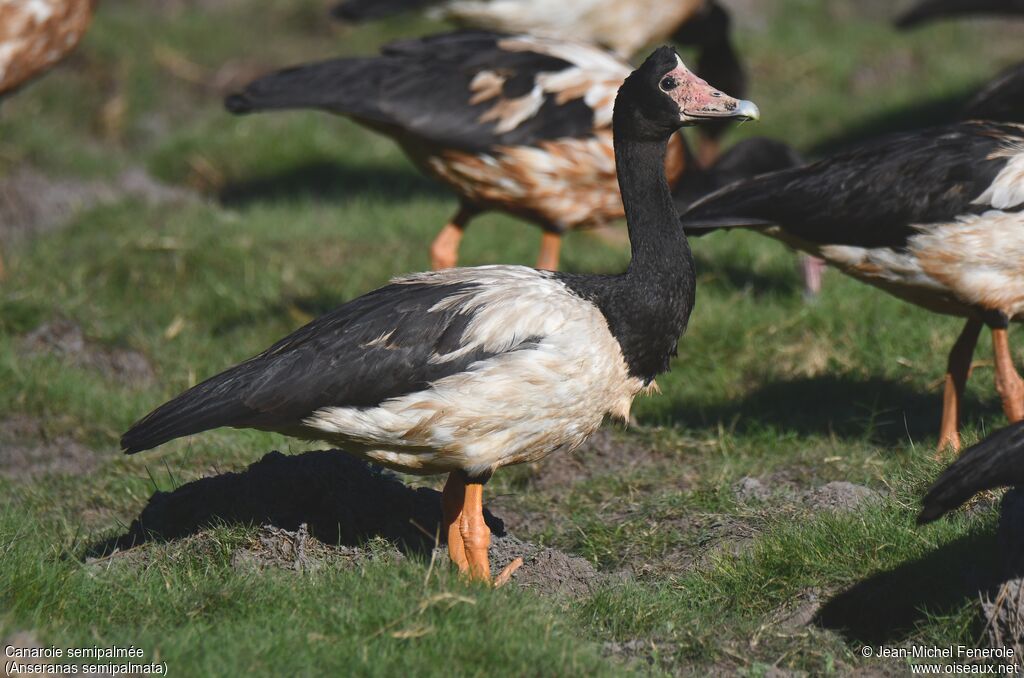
[{"x1": 615, "y1": 134, "x2": 695, "y2": 284}]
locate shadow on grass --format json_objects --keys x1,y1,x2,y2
[
  {"x1": 87, "y1": 449, "x2": 505, "y2": 558},
  {"x1": 815, "y1": 530, "x2": 999, "y2": 645},
  {"x1": 808, "y1": 89, "x2": 973, "y2": 157},
  {"x1": 672, "y1": 374, "x2": 995, "y2": 445},
  {"x1": 218, "y1": 161, "x2": 447, "y2": 207}
]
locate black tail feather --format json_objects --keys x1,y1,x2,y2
[
  {"x1": 224, "y1": 58, "x2": 386, "y2": 119},
  {"x1": 677, "y1": 149, "x2": 802, "y2": 234},
  {"x1": 673, "y1": 137, "x2": 803, "y2": 217},
  {"x1": 121, "y1": 370, "x2": 259, "y2": 455},
  {"x1": 918, "y1": 422, "x2": 1024, "y2": 524}
]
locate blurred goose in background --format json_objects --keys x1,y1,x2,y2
[
  {"x1": 963, "y1": 61, "x2": 1024, "y2": 125},
  {"x1": 680, "y1": 121, "x2": 1024, "y2": 453},
  {"x1": 329, "y1": 0, "x2": 746, "y2": 166},
  {"x1": 226, "y1": 31, "x2": 786, "y2": 271},
  {"x1": 919, "y1": 420, "x2": 1024, "y2": 524},
  {"x1": 0, "y1": 0, "x2": 96, "y2": 280},
  {"x1": 0, "y1": 0, "x2": 94, "y2": 96},
  {"x1": 895, "y1": 0, "x2": 1024, "y2": 29},
  {"x1": 124, "y1": 48, "x2": 760, "y2": 583}
]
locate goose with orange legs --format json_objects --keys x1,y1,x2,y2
[
  {"x1": 225, "y1": 31, "x2": 780, "y2": 272},
  {"x1": 123, "y1": 47, "x2": 759, "y2": 583},
  {"x1": 681, "y1": 121, "x2": 1024, "y2": 454}
]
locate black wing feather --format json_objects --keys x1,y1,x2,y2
[
  {"x1": 680, "y1": 122, "x2": 1019, "y2": 248},
  {"x1": 226, "y1": 31, "x2": 600, "y2": 154},
  {"x1": 121, "y1": 280, "x2": 497, "y2": 454},
  {"x1": 919, "y1": 422, "x2": 1024, "y2": 524}
]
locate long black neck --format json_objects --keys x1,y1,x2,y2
[
  {"x1": 558, "y1": 124, "x2": 697, "y2": 383},
  {"x1": 617, "y1": 135, "x2": 695, "y2": 281}
]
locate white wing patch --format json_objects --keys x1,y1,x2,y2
[
  {"x1": 974, "y1": 146, "x2": 1024, "y2": 210},
  {"x1": 466, "y1": 35, "x2": 629, "y2": 134},
  {"x1": 803, "y1": 211, "x2": 1024, "y2": 319}
]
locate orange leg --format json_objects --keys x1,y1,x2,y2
[
  {"x1": 442, "y1": 472, "x2": 468, "y2": 573},
  {"x1": 697, "y1": 136, "x2": 720, "y2": 168},
  {"x1": 536, "y1": 232, "x2": 562, "y2": 271},
  {"x1": 937, "y1": 317, "x2": 982, "y2": 456},
  {"x1": 429, "y1": 205, "x2": 476, "y2": 270},
  {"x1": 992, "y1": 326, "x2": 1024, "y2": 424},
  {"x1": 455, "y1": 477, "x2": 522, "y2": 585}
]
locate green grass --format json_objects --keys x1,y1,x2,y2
[{"x1": 2, "y1": 0, "x2": 1022, "y2": 674}]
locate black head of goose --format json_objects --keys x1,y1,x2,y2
[{"x1": 122, "y1": 47, "x2": 758, "y2": 584}]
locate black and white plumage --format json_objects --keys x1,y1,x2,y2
[
  {"x1": 225, "y1": 31, "x2": 761, "y2": 272},
  {"x1": 919, "y1": 420, "x2": 1024, "y2": 524},
  {"x1": 328, "y1": 0, "x2": 746, "y2": 165},
  {"x1": 123, "y1": 266, "x2": 649, "y2": 476},
  {"x1": 895, "y1": 0, "x2": 1024, "y2": 28},
  {"x1": 680, "y1": 121, "x2": 1024, "y2": 450},
  {"x1": 125, "y1": 47, "x2": 759, "y2": 581}
]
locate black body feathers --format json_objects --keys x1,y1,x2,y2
[
  {"x1": 680, "y1": 121, "x2": 1019, "y2": 248},
  {"x1": 919, "y1": 422, "x2": 1024, "y2": 523}
]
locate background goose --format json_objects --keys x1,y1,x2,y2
[
  {"x1": 0, "y1": 0, "x2": 94, "y2": 97},
  {"x1": 329, "y1": 0, "x2": 746, "y2": 166},
  {"x1": 964, "y1": 60, "x2": 1024, "y2": 125},
  {"x1": 122, "y1": 47, "x2": 759, "y2": 583},
  {"x1": 680, "y1": 121, "x2": 1024, "y2": 453},
  {"x1": 226, "y1": 31, "x2": 771, "y2": 271},
  {"x1": 895, "y1": 0, "x2": 1024, "y2": 29},
  {"x1": 0, "y1": 0, "x2": 95, "y2": 281}
]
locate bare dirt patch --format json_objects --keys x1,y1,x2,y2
[
  {"x1": 734, "y1": 473, "x2": 883, "y2": 513},
  {"x1": 519, "y1": 428, "x2": 669, "y2": 491},
  {"x1": 20, "y1": 320, "x2": 154, "y2": 385},
  {"x1": 0, "y1": 166, "x2": 194, "y2": 245},
  {"x1": 0, "y1": 414, "x2": 99, "y2": 480},
  {"x1": 230, "y1": 523, "x2": 403, "y2": 574}
]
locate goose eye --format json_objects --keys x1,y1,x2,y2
[{"x1": 660, "y1": 76, "x2": 678, "y2": 92}]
